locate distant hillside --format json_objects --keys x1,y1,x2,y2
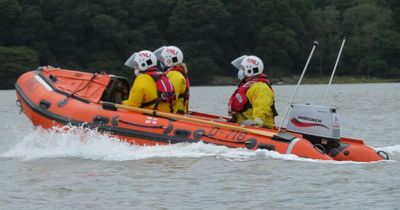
[{"x1": 1, "y1": 0, "x2": 400, "y2": 89}]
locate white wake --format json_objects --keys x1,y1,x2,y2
[{"x1": 1, "y1": 125, "x2": 393, "y2": 163}]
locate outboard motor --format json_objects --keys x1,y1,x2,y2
[{"x1": 286, "y1": 104, "x2": 341, "y2": 153}]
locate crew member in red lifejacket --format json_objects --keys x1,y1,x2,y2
[
  {"x1": 154, "y1": 46, "x2": 190, "y2": 114},
  {"x1": 122, "y1": 50, "x2": 175, "y2": 113},
  {"x1": 228, "y1": 55, "x2": 278, "y2": 128}
]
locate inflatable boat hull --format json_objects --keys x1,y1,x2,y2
[{"x1": 15, "y1": 67, "x2": 385, "y2": 162}]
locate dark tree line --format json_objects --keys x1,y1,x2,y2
[{"x1": 1, "y1": 0, "x2": 399, "y2": 89}]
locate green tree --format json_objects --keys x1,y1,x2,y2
[
  {"x1": 0, "y1": 0, "x2": 21, "y2": 47},
  {"x1": 2, "y1": 0, "x2": 400, "y2": 89},
  {"x1": 0, "y1": 0, "x2": 21, "y2": 26},
  {"x1": 311, "y1": 6, "x2": 343, "y2": 75},
  {"x1": 223, "y1": 0, "x2": 258, "y2": 68},
  {"x1": 168, "y1": 0, "x2": 230, "y2": 84},
  {"x1": 342, "y1": 0, "x2": 400, "y2": 76},
  {"x1": 253, "y1": 0, "x2": 311, "y2": 76},
  {"x1": 0, "y1": 46, "x2": 39, "y2": 89}
]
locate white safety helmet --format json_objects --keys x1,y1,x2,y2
[
  {"x1": 124, "y1": 50, "x2": 157, "y2": 71},
  {"x1": 154, "y1": 46, "x2": 183, "y2": 67},
  {"x1": 231, "y1": 55, "x2": 264, "y2": 78}
]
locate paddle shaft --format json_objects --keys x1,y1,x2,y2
[
  {"x1": 188, "y1": 110, "x2": 230, "y2": 121},
  {"x1": 105, "y1": 102, "x2": 277, "y2": 138}
]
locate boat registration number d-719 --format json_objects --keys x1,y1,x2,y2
[{"x1": 207, "y1": 127, "x2": 247, "y2": 141}]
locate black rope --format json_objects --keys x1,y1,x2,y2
[{"x1": 67, "y1": 73, "x2": 97, "y2": 97}]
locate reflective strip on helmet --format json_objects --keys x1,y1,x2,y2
[{"x1": 286, "y1": 138, "x2": 300, "y2": 154}]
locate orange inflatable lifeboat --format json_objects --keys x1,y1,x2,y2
[{"x1": 15, "y1": 67, "x2": 387, "y2": 162}]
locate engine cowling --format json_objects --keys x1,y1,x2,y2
[{"x1": 286, "y1": 104, "x2": 340, "y2": 140}]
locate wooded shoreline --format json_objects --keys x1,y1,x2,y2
[{"x1": 1, "y1": 0, "x2": 400, "y2": 89}]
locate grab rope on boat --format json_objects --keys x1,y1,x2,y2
[
  {"x1": 313, "y1": 144, "x2": 326, "y2": 154},
  {"x1": 377, "y1": 150, "x2": 389, "y2": 160},
  {"x1": 16, "y1": 99, "x2": 23, "y2": 114},
  {"x1": 61, "y1": 73, "x2": 98, "y2": 102}
]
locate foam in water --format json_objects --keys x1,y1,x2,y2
[
  {"x1": 1, "y1": 125, "x2": 396, "y2": 163},
  {"x1": 0, "y1": 126, "x2": 296, "y2": 162},
  {"x1": 0, "y1": 126, "x2": 287, "y2": 161}
]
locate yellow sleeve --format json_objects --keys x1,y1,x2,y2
[
  {"x1": 167, "y1": 71, "x2": 186, "y2": 97},
  {"x1": 167, "y1": 71, "x2": 187, "y2": 113},
  {"x1": 122, "y1": 75, "x2": 145, "y2": 107}
]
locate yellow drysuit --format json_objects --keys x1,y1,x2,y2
[
  {"x1": 166, "y1": 67, "x2": 188, "y2": 114},
  {"x1": 235, "y1": 82, "x2": 275, "y2": 128},
  {"x1": 122, "y1": 73, "x2": 171, "y2": 112}
]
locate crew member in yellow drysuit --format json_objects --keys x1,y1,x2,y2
[
  {"x1": 154, "y1": 46, "x2": 190, "y2": 114},
  {"x1": 122, "y1": 50, "x2": 175, "y2": 113},
  {"x1": 228, "y1": 55, "x2": 278, "y2": 128}
]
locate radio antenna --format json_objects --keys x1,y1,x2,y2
[
  {"x1": 322, "y1": 38, "x2": 346, "y2": 105},
  {"x1": 278, "y1": 41, "x2": 319, "y2": 131}
]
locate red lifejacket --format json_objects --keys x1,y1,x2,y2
[
  {"x1": 166, "y1": 65, "x2": 190, "y2": 102},
  {"x1": 228, "y1": 74, "x2": 278, "y2": 116},
  {"x1": 141, "y1": 67, "x2": 175, "y2": 111}
]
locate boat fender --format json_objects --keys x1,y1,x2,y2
[
  {"x1": 258, "y1": 144, "x2": 275, "y2": 151},
  {"x1": 193, "y1": 129, "x2": 205, "y2": 139},
  {"x1": 272, "y1": 132, "x2": 296, "y2": 142},
  {"x1": 57, "y1": 98, "x2": 68, "y2": 108},
  {"x1": 93, "y1": 115, "x2": 110, "y2": 126},
  {"x1": 39, "y1": 99, "x2": 51, "y2": 110},
  {"x1": 377, "y1": 150, "x2": 389, "y2": 160},
  {"x1": 174, "y1": 129, "x2": 192, "y2": 138},
  {"x1": 112, "y1": 115, "x2": 119, "y2": 127},
  {"x1": 163, "y1": 122, "x2": 174, "y2": 134},
  {"x1": 244, "y1": 138, "x2": 257, "y2": 149}
]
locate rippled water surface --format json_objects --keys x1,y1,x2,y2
[{"x1": 1, "y1": 83, "x2": 400, "y2": 210}]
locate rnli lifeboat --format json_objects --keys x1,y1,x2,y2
[{"x1": 15, "y1": 66, "x2": 387, "y2": 162}]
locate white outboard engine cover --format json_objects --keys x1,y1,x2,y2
[{"x1": 286, "y1": 104, "x2": 340, "y2": 139}]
